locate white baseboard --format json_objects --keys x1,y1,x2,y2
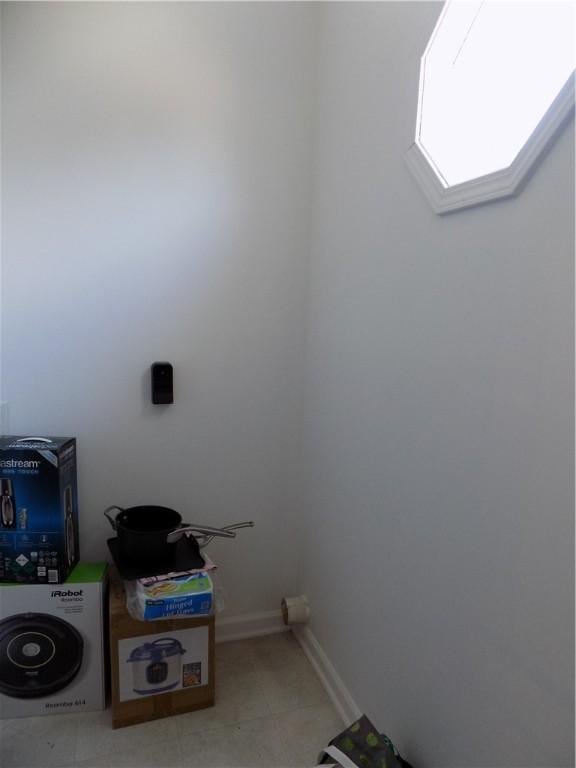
[
  {"x1": 293, "y1": 625, "x2": 362, "y2": 727},
  {"x1": 215, "y1": 609, "x2": 289, "y2": 643}
]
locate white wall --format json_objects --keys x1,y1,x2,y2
[
  {"x1": 2, "y1": 4, "x2": 574, "y2": 765},
  {"x1": 301, "y1": 3, "x2": 574, "y2": 767},
  {"x1": 0, "y1": 9, "x2": 3, "y2": 415},
  {"x1": 0, "y1": 2, "x2": 318, "y2": 615}
]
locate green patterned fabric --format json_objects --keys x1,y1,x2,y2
[{"x1": 319, "y1": 715, "x2": 413, "y2": 768}]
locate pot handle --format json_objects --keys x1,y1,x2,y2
[
  {"x1": 194, "y1": 521, "x2": 255, "y2": 550},
  {"x1": 221, "y1": 521, "x2": 255, "y2": 533},
  {"x1": 166, "y1": 524, "x2": 237, "y2": 544},
  {"x1": 104, "y1": 505, "x2": 124, "y2": 531}
]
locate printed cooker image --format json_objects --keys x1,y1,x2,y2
[
  {"x1": 0, "y1": 613, "x2": 83, "y2": 699},
  {"x1": 127, "y1": 638, "x2": 185, "y2": 695}
]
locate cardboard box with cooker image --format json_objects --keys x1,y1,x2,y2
[{"x1": 0, "y1": 562, "x2": 108, "y2": 719}]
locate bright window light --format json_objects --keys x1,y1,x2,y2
[{"x1": 417, "y1": 0, "x2": 575, "y2": 187}]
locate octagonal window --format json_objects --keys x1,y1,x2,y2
[{"x1": 415, "y1": 0, "x2": 575, "y2": 189}]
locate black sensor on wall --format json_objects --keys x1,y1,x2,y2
[{"x1": 151, "y1": 362, "x2": 174, "y2": 404}]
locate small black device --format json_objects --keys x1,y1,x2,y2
[{"x1": 151, "y1": 362, "x2": 173, "y2": 405}]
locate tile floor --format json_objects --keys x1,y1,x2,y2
[{"x1": 0, "y1": 631, "x2": 343, "y2": 768}]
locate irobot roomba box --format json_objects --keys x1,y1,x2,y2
[{"x1": 0, "y1": 562, "x2": 107, "y2": 719}]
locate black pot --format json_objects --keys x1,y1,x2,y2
[
  {"x1": 104, "y1": 506, "x2": 237, "y2": 568},
  {"x1": 104, "y1": 505, "x2": 183, "y2": 567}
]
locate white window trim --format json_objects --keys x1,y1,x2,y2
[{"x1": 406, "y1": 73, "x2": 574, "y2": 215}]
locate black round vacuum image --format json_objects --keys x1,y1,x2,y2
[{"x1": 0, "y1": 613, "x2": 83, "y2": 699}]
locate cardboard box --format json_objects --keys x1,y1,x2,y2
[
  {"x1": 0, "y1": 436, "x2": 79, "y2": 584},
  {"x1": 109, "y1": 577, "x2": 214, "y2": 728},
  {"x1": 0, "y1": 562, "x2": 108, "y2": 719}
]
